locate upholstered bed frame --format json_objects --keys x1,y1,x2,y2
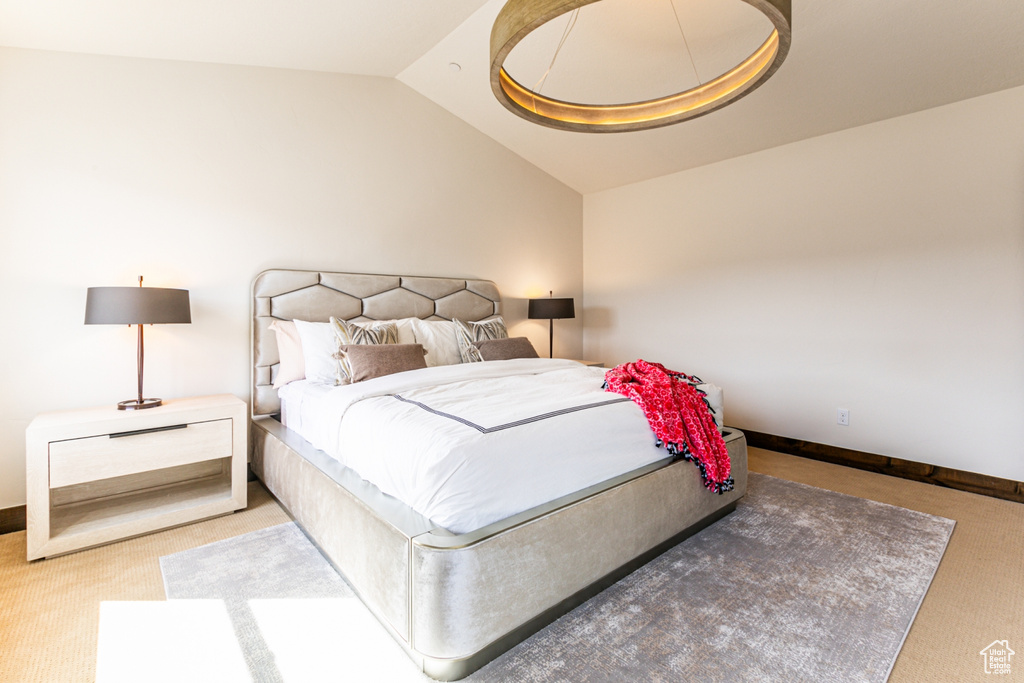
[{"x1": 249, "y1": 269, "x2": 748, "y2": 680}]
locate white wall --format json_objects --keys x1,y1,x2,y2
[
  {"x1": 583, "y1": 85, "x2": 1024, "y2": 481},
  {"x1": 0, "y1": 47, "x2": 583, "y2": 508}
]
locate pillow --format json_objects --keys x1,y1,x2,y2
[
  {"x1": 697, "y1": 383, "x2": 725, "y2": 431},
  {"x1": 354, "y1": 317, "x2": 417, "y2": 345},
  {"x1": 454, "y1": 317, "x2": 508, "y2": 363},
  {"x1": 393, "y1": 318, "x2": 417, "y2": 346},
  {"x1": 292, "y1": 320, "x2": 341, "y2": 385},
  {"x1": 331, "y1": 317, "x2": 399, "y2": 346},
  {"x1": 341, "y1": 344, "x2": 427, "y2": 383},
  {"x1": 330, "y1": 318, "x2": 399, "y2": 384},
  {"x1": 409, "y1": 319, "x2": 462, "y2": 367},
  {"x1": 473, "y1": 337, "x2": 539, "y2": 361},
  {"x1": 268, "y1": 320, "x2": 305, "y2": 388}
]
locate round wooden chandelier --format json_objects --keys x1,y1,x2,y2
[{"x1": 490, "y1": 0, "x2": 792, "y2": 133}]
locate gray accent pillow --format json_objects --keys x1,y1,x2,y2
[
  {"x1": 473, "y1": 337, "x2": 539, "y2": 361},
  {"x1": 340, "y1": 343, "x2": 428, "y2": 382}
]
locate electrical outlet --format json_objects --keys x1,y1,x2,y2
[{"x1": 837, "y1": 408, "x2": 850, "y2": 426}]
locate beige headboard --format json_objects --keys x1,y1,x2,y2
[{"x1": 252, "y1": 269, "x2": 501, "y2": 417}]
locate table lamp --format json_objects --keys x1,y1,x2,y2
[
  {"x1": 528, "y1": 291, "x2": 575, "y2": 358},
  {"x1": 85, "y1": 276, "x2": 191, "y2": 410}
]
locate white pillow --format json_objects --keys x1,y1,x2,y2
[
  {"x1": 409, "y1": 319, "x2": 462, "y2": 367},
  {"x1": 395, "y1": 318, "x2": 416, "y2": 346},
  {"x1": 292, "y1": 320, "x2": 341, "y2": 385},
  {"x1": 268, "y1": 320, "x2": 305, "y2": 388},
  {"x1": 697, "y1": 383, "x2": 725, "y2": 431}
]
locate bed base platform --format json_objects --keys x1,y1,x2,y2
[{"x1": 251, "y1": 415, "x2": 747, "y2": 680}]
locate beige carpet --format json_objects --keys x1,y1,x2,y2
[
  {"x1": 0, "y1": 482, "x2": 290, "y2": 683},
  {"x1": 1, "y1": 452, "x2": 1022, "y2": 682}
]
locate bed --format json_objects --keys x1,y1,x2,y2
[{"x1": 249, "y1": 268, "x2": 748, "y2": 680}]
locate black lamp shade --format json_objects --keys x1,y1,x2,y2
[
  {"x1": 84, "y1": 281, "x2": 190, "y2": 410},
  {"x1": 528, "y1": 297, "x2": 575, "y2": 320},
  {"x1": 85, "y1": 287, "x2": 191, "y2": 325}
]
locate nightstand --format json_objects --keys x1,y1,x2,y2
[
  {"x1": 26, "y1": 394, "x2": 247, "y2": 560},
  {"x1": 566, "y1": 359, "x2": 605, "y2": 368}
]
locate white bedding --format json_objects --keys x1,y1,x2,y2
[{"x1": 278, "y1": 358, "x2": 675, "y2": 534}]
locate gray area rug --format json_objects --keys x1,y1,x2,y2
[
  {"x1": 160, "y1": 520, "x2": 356, "y2": 683},
  {"x1": 160, "y1": 474, "x2": 954, "y2": 682}
]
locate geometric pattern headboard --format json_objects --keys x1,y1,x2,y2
[{"x1": 251, "y1": 269, "x2": 501, "y2": 417}]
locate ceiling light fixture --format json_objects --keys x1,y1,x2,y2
[{"x1": 490, "y1": 0, "x2": 791, "y2": 133}]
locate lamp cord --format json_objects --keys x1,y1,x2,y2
[
  {"x1": 532, "y1": 8, "x2": 580, "y2": 108},
  {"x1": 529, "y1": 2, "x2": 701, "y2": 113},
  {"x1": 669, "y1": 0, "x2": 703, "y2": 87}
]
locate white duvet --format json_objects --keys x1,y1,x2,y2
[{"x1": 279, "y1": 359, "x2": 671, "y2": 533}]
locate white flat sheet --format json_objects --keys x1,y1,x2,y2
[{"x1": 278, "y1": 359, "x2": 671, "y2": 533}]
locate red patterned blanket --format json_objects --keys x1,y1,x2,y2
[{"x1": 604, "y1": 360, "x2": 733, "y2": 493}]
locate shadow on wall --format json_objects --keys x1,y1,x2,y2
[
  {"x1": 502, "y1": 297, "x2": 528, "y2": 320},
  {"x1": 582, "y1": 307, "x2": 614, "y2": 330}
]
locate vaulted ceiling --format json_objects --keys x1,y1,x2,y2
[{"x1": 2, "y1": 0, "x2": 1023, "y2": 193}]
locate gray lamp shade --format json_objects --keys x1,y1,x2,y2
[
  {"x1": 85, "y1": 287, "x2": 191, "y2": 325},
  {"x1": 528, "y1": 297, "x2": 575, "y2": 320}
]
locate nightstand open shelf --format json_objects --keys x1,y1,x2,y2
[
  {"x1": 27, "y1": 394, "x2": 247, "y2": 560},
  {"x1": 49, "y1": 464, "x2": 232, "y2": 539}
]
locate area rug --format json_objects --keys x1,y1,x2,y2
[{"x1": 157, "y1": 474, "x2": 954, "y2": 682}]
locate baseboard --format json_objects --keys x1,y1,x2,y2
[
  {"x1": 0, "y1": 505, "x2": 27, "y2": 535},
  {"x1": 742, "y1": 429, "x2": 1024, "y2": 504}
]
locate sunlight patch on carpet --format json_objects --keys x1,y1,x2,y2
[
  {"x1": 248, "y1": 598, "x2": 422, "y2": 682},
  {"x1": 97, "y1": 600, "x2": 249, "y2": 683}
]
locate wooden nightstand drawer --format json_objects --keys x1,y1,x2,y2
[{"x1": 48, "y1": 418, "x2": 233, "y2": 489}]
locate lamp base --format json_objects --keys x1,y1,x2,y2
[{"x1": 117, "y1": 398, "x2": 162, "y2": 411}]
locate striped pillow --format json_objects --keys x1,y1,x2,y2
[
  {"x1": 330, "y1": 317, "x2": 399, "y2": 384},
  {"x1": 454, "y1": 316, "x2": 508, "y2": 363}
]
